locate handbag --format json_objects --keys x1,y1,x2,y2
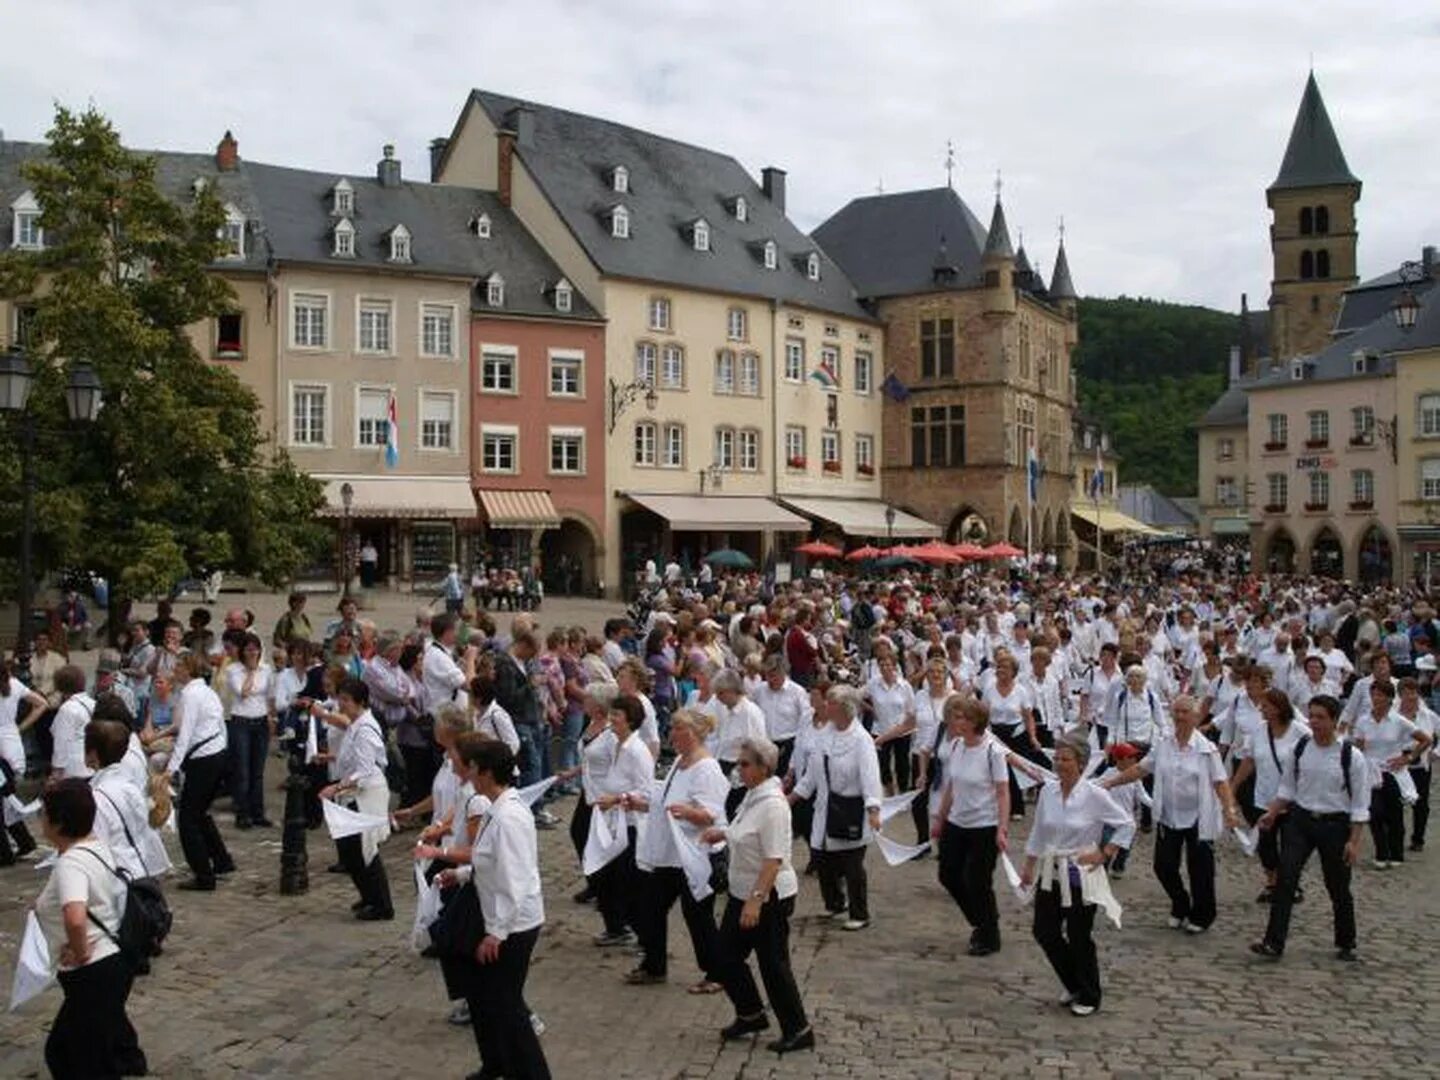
[
  {"x1": 822, "y1": 754, "x2": 865, "y2": 842},
  {"x1": 428, "y1": 879, "x2": 486, "y2": 957}
]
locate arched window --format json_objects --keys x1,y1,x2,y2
[
  {"x1": 1315, "y1": 205, "x2": 1329, "y2": 234},
  {"x1": 1299, "y1": 250, "x2": 1314, "y2": 280},
  {"x1": 1316, "y1": 249, "x2": 1330, "y2": 279},
  {"x1": 1299, "y1": 207, "x2": 1313, "y2": 235}
]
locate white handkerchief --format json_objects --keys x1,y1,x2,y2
[
  {"x1": 582, "y1": 806, "x2": 628, "y2": 876},
  {"x1": 668, "y1": 815, "x2": 717, "y2": 901},
  {"x1": 517, "y1": 775, "x2": 559, "y2": 809},
  {"x1": 1232, "y1": 826, "x2": 1259, "y2": 856},
  {"x1": 321, "y1": 798, "x2": 390, "y2": 840},
  {"x1": 874, "y1": 833, "x2": 929, "y2": 866},
  {"x1": 1011, "y1": 760, "x2": 1056, "y2": 792},
  {"x1": 1394, "y1": 767, "x2": 1419, "y2": 806},
  {"x1": 163, "y1": 809, "x2": 177, "y2": 834},
  {"x1": 33, "y1": 848, "x2": 57, "y2": 871},
  {"x1": 9, "y1": 911, "x2": 53, "y2": 1011},
  {"x1": 3, "y1": 795, "x2": 25, "y2": 826},
  {"x1": 879, "y1": 789, "x2": 920, "y2": 825},
  {"x1": 1136, "y1": 784, "x2": 1154, "y2": 810},
  {"x1": 998, "y1": 852, "x2": 1033, "y2": 905},
  {"x1": 303, "y1": 716, "x2": 319, "y2": 765},
  {"x1": 410, "y1": 861, "x2": 443, "y2": 952}
]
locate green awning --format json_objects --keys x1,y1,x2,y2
[{"x1": 1211, "y1": 518, "x2": 1250, "y2": 536}]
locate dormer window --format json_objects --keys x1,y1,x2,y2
[
  {"x1": 611, "y1": 165, "x2": 629, "y2": 194},
  {"x1": 11, "y1": 191, "x2": 42, "y2": 250},
  {"x1": 763, "y1": 240, "x2": 778, "y2": 270},
  {"x1": 806, "y1": 252, "x2": 821, "y2": 282},
  {"x1": 191, "y1": 177, "x2": 208, "y2": 200},
  {"x1": 332, "y1": 218, "x2": 355, "y2": 258},
  {"x1": 486, "y1": 273, "x2": 505, "y2": 308},
  {"x1": 692, "y1": 218, "x2": 711, "y2": 253},
  {"x1": 221, "y1": 204, "x2": 245, "y2": 259},
  {"x1": 553, "y1": 278, "x2": 573, "y2": 314},
  {"x1": 611, "y1": 205, "x2": 630, "y2": 240},
  {"x1": 471, "y1": 212, "x2": 491, "y2": 239},
  {"x1": 389, "y1": 223, "x2": 412, "y2": 263},
  {"x1": 332, "y1": 178, "x2": 354, "y2": 216},
  {"x1": 733, "y1": 196, "x2": 748, "y2": 222}
]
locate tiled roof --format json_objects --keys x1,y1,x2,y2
[{"x1": 1269, "y1": 73, "x2": 1360, "y2": 193}]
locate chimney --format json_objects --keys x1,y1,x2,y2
[
  {"x1": 496, "y1": 129, "x2": 516, "y2": 208},
  {"x1": 377, "y1": 144, "x2": 402, "y2": 188},
  {"x1": 1228, "y1": 345, "x2": 1241, "y2": 386},
  {"x1": 216, "y1": 130, "x2": 239, "y2": 172},
  {"x1": 1425, "y1": 245, "x2": 1436, "y2": 279},
  {"x1": 761, "y1": 167, "x2": 787, "y2": 213},
  {"x1": 505, "y1": 107, "x2": 535, "y2": 148},
  {"x1": 429, "y1": 137, "x2": 449, "y2": 182}
]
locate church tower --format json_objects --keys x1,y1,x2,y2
[{"x1": 1267, "y1": 72, "x2": 1361, "y2": 361}]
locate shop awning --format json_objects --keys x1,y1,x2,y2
[
  {"x1": 779, "y1": 496, "x2": 941, "y2": 539},
  {"x1": 1211, "y1": 517, "x2": 1252, "y2": 537},
  {"x1": 476, "y1": 489, "x2": 561, "y2": 530},
  {"x1": 318, "y1": 476, "x2": 477, "y2": 519},
  {"x1": 1071, "y1": 505, "x2": 1162, "y2": 536},
  {"x1": 626, "y1": 494, "x2": 808, "y2": 532}
]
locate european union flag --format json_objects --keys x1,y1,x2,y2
[{"x1": 881, "y1": 372, "x2": 910, "y2": 402}]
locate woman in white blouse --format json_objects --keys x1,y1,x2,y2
[
  {"x1": 911, "y1": 658, "x2": 953, "y2": 845},
  {"x1": 318, "y1": 677, "x2": 393, "y2": 920},
  {"x1": 703, "y1": 735, "x2": 813, "y2": 1056},
  {"x1": 224, "y1": 632, "x2": 276, "y2": 829},
  {"x1": 589, "y1": 693, "x2": 656, "y2": 947},
  {"x1": 628, "y1": 708, "x2": 729, "y2": 991},
  {"x1": 1021, "y1": 735, "x2": 1135, "y2": 1016},
  {"x1": 168, "y1": 652, "x2": 234, "y2": 890},
  {"x1": 1230, "y1": 688, "x2": 1310, "y2": 902},
  {"x1": 790, "y1": 686, "x2": 883, "y2": 931},
  {"x1": 711, "y1": 670, "x2": 768, "y2": 818},
  {"x1": 983, "y1": 654, "x2": 1042, "y2": 820},
  {"x1": 865, "y1": 655, "x2": 916, "y2": 797},
  {"x1": 1104, "y1": 695, "x2": 1239, "y2": 933},
  {"x1": 0, "y1": 659, "x2": 45, "y2": 863},
  {"x1": 1352, "y1": 677, "x2": 1432, "y2": 866},
  {"x1": 1397, "y1": 676, "x2": 1438, "y2": 851},
  {"x1": 470, "y1": 676, "x2": 521, "y2": 753}
]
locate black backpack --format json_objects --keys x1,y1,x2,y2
[
  {"x1": 78, "y1": 847, "x2": 172, "y2": 974},
  {"x1": 1293, "y1": 735, "x2": 1354, "y2": 800}
]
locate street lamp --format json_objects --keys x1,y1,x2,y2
[
  {"x1": 698, "y1": 462, "x2": 723, "y2": 495},
  {"x1": 1393, "y1": 260, "x2": 1426, "y2": 332},
  {"x1": 339, "y1": 481, "x2": 354, "y2": 598},
  {"x1": 608, "y1": 376, "x2": 658, "y2": 434},
  {"x1": 884, "y1": 504, "x2": 896, "y2": 549}
]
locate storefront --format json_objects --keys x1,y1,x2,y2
[
  {"x1": 474, "y1": 488, "x2": 561, "y2": 571},
  {"x1": 619, "y1": 494, "x2": 808, "y2": 593},
  {"x1": 777, "y1": 496, "x2": 941, "y2": 549},
  {"x1": 1070, "y1": 505, "x2": 1161, "y2": 571},
  {"x1": 317, "y1": 476, "x2": 479, "y2": 590}
]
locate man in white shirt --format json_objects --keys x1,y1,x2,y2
[
  {"x1": 50, "y1": 666, "x2": 96, "y2": 779},
  {"x1": 423, "y1": 614, "x2": 476, "y2": 715},
  {"x1": 87, "y1": 720, "x2": 170, "y2": 881},
  {"x1": 750, "y1": 656, "x2": 814, "y2": 778}
]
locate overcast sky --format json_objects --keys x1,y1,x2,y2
[{"x1": 3, "y1": 1, "x2": 1437, "y2": 311}]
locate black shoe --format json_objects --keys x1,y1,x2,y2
[
  {"x1": 9, "y1": 824, "x2": 37, "y2": 857},
  {"x1": 254, "y1": 818, "x2": 276, "y2": 828},
  {"x1": 235, "y1": 817, "x2": 253, "y2": 830},
  {"x1": 967, "y1": 940, "x2": 1000, "y2": 957},
  {"x1": 720, "y1": 1014, "x2": 769, "y2": 1041},
  {"x1": 355, "y1": 905, "x2": 395, "y2": 921},
  {"x1": 1409, "y1": 840, "x2": 1425, "y2": 852},
  {"x1": 1336, "y1": 947, "x2": 1358, "y2": 962},
  {"x1": 328, "y1": 862, "x2": 348, "y2": 874},
  {"x1": 1255, "y1": 887, "x2": 1274, "y2": 904},
  {"x1": 419, "y1": 944, "x2": 441, "y2": 959},
  {"x1": 767, "y1": 1028, "x2": 815, "y2": 1055},
  {"x1": 572, "y1": 885, "x2": 596, "y2": 904},
  {"x1": 1249, "y1": 940, "x2": 1282, "y2": 959},
  {"x1": 178, "y1": 878, "x2": 216, "y2": 892},
  {"x1": 351, "y1": 899, "x2": 368, "y2": 913},
  {"x1": 213, "y1": 861, "x2": 236, "y2": 876}
]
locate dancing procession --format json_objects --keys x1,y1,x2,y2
[{"x1": 4, "y1": 8, "x2": 1440, "y2": 1076}]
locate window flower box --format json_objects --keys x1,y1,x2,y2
[
  {"x1": 1349, "y1": 500, "x2": 1374, "y2": 511},
  {"x1": 857, "y1": 462, "x2": 875, "y2": 477},
  {"x1": 1349, "y1": 434, "x2": 1374, "y2": 447},
  {"x1": 1263, "y1": 503, "x2": 1286, "y2": 514},
  {"x1": 1304, "y1": 501, "x2": 1328, "y2": 512},
  {"x1": 822, "y1": 460, "x2": 842, "y2": 474},
  {"x1": 786, "y1": 456, "x2": 807, "y2": 470},
  {"x1": 1264, "y1": 441, "x2": 1287, "y2": 452},
  {"x1": 1305, "y1": 438, "x2": 1329, "y2": 450}
]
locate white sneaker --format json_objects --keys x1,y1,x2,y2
[
  {"x1": 1069, "y1": 1003, "x2": 1097, "y2": 1017},
  {"x1": 530, "y1": 1012, "x2": 546, "y2": 1036},
  {"x1": 1373, "y1": 859, "x2": 1390, "y2": 870},
  {"x1": 842, "y1": 918, "x2": 870, "y2": 931},
  {"x1": 1167, "y1": 916, "x2": 1184, "y2": 930},
  {"x1": 828, "y1": 908, "x2": 850, "y2": 921},
  {"x1": 1182, "y1": 921, "x2": 1208, "y2": 935},
  {"x1": 1058, "y1": 991, "x2": 1076, "y2": 1006},
  {"x1": 447, "y1": 1001, "x2": 470, "y2": 1026}
]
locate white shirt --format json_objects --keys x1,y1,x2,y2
[
  {"x1": 724, "y1": 777, "x2": 798, "y2": 900},
  {"x1": 751, "y1": 679, "x2": 813, "y2": 743},
  {"x1": 224, "y1": 662, "x2": 274, "y2": 719},
  {"x1": 1108, "y1": 686, "x2": 1165, "y2": 746},
  {"x1": 598, "y1": 732, "x2": 655, "y2": 827},
  {"x1": 336, "y1": 709, "x2": 387, "y2": 786},
  {"x1": 1289, "y1": 672, "x2": 1340, "y2": 713},
  {"x1": 1399, "y1": 704, "x2": 1439, "y2": 772},
  {"x1": 941, "y1": 734, "x2": 1010, "y2": 829},
  {"x1": 1317, "y1": 647, "x2": 1354, "y2": 684},
  {"x1": 0, "y1": 677, "x2": 35, "y2": 773},
  {"x1": 36, "y1": 837, "x2": 124, "y2": 970},
  {"x1": 1024, "y1": 779, "x2": 1136, "y2": 856},
  {"x1": 168, "y1": 680, "x2": 227, "y2": 775},
  {"x1": 470, "y1": 787, "x2": 544, "y2": 941},
  {"x1": 1139, "y1": 732, "x2": 1226, "y2": 833},
  {"x1": 636, "y1": 756, "x2": 729, "y2": 870},
  {"x1": 1083, "y1": 666, "x2": 1121, "y2": 723},
  {"x1": 792, "y1": 721, "x2": 883, "y2": 852},
  {"x1": 422, "y1": 641, "x2": 467, "y2": 714},
  {"x1": 1353, "y1": 709, "x2": 1421, "y2": 786},
  {"x1": 274, "y1": 667, "x2": 307, "y2": 715},
  {"x1": 476, "y1": 701, "x2": 520, "y2": 753},
  {"x1": 430, "y1": 759, "x2": 474, "y2": 849},
  {"x1": 1023, "y1": 668, "x2": 1066, "y2": 735},
  {"x1": 581, "y1": 727, "x2": 616, "y2": 803},
  {"x1": 1275, "y1": 736, "x2": 1371, "y2": 821},
  {"x1": 601, "y1": 640, "x2": 626, "y2": 672},
  {"x1": 91, "y1": 763, "x2": 170, "y2": 879},
  {"x1": 913, "y1": 689, "x2": 952, "y2": 759},
  {"x1": 1236, "y1": 720, "x2": 1312, "y2": 809},
  {"x1": 983, "y1": 681, "x2": 1032, "y2": 734},
  {"x1": 51, "y1": 693, "x2": 97, "y2": 778},
  {"x1": 1220, "y1": 693, "x2": 1265, "y2": 751},
  {"x1": 866, "y1": 675, "x2": 915, "y2": 738},
  {"x1": 713, "y1": 697, "x2": 767, "y2": 765}
]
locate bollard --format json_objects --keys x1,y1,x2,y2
[{"x1": 279, "y1": 754, "x2": 310, "y2": 895}]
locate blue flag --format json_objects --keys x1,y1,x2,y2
[{"x1": 881, "y1": 371, "x2": 910, "y2": 402}]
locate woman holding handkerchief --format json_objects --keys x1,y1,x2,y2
[{"x1": 318, "y1": 677, "x2": 393, "y2": 921}]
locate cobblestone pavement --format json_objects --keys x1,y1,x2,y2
[{"x1": 1, "y1": 592, "x2": 1436, "y2": 1077}]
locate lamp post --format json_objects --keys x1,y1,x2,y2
[
  {"x1": 1392, "y1": 261, "x2": 1425, "y2": 332},
  {"x1": 698, "y1": 462, "x2": 723, "y2": 495},
  {"x1": 339, "y1": 481, "x2": 354, "y2": 598},
  {"x1": 884, "y1": 504, "x2": 896, "y2": 549},
  {"x1": 608, "y1": 376, "x2": 658, "y2": 434}
]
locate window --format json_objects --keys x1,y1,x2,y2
[
  {"x1": 553, "y1": 280, "x2": 573, "y2": 313},
  {"x1": 221, "y1": 206, "x2": 245, "y2": 259},
  {"x1": 737, "y1": 428, "x2": 760, "y2": 472},
  {"x1": 333, "y1": 218, "x2": 355, "y2": 258},
  {"x1": 1307, "y1": 410, "x2": 1329, "y2": 446},
  {"x1": 549, "y1": 351, "x2": 582, "y2": 397},
  {"x1": 611, "y1": 166, "x2": 629, "y2": 194},
  {"x1": 733, "y1": 196, "x2": 748, "y2": 222},
  {"x1": 1307, "y1": 471, "x2": 1329, "y2": 509},
  {"x1": 332, "y1": 179, "x2": 354, "y2": 216},
  {"x1": 549, "y1": 429, "x2": 584, "y2": 474},
  {"x1": 634, "y1": 421, "x2": 657, "y2": 466},
  {"x1": 1217, "y1": 437, "x2": 1234, "y2": 461},
  {"x1": 855, "y1": 433, "x2": 875, "y2": 476},
  {"x1": 1266, "y1": 472, "x2": 1288, "y2": 511},
  {"x1": 693, "y1": 219, "x2": 710, "y2": 252},
  {"x1": 481, "y1": 348, "x2": 517, "y2": 393},
  {"x1": 1423, "y1": 395, "x2": 1440, "y2": 437},
  {"x1": 715, "y1": 349, "x2": 736, "y2": 394},
  {"x1": 1352, "y1": 469, "x2": 1374, "y2": 505},
  {"x1": 1315, "y1": 206, "x2": 1330, "y2": 234},
  {"x1": 1215, "y1": 476, "x2": 1238, "y2": 506},
  {"x1": 291, "y1": 293, "x2": 329, "y2": 349},
  {"x1": 910, "y1": 404, "x2": 966, "y2": 467},
  {"x1": 727, "y1": 307, "x2": 748, "y2": 342},
  {"x1": 785, "y1": 426, "x2": 806, "y2": 468},
  {"x1": 661, "y1": 344, "x2": 685, "y2": 389},
  {"x1": 920, "y1": 318, "x2": 955, "y2": 379},
  {"x1": 1015, "y1": 399, "x2": 1036, "y2": 465},
  {"x1": 784, "y1": 339, "x2": 804, "y2": 382},
  {"x1": 806, "y1": 252, "x2": 821, "y2": 281},
  {"x1": 611, "y1": 206, "x2": 630, "y2": 239},
  {"x1": 739, "y1": 352, "x2": 760, "y2": 396},
  {"x1": 421, "y1": 304, "x2": 455, "y2": 358},
  {"x1": 1316, "y1": 249, "x2": 1331, "y2": 279},
  {"x1": 216, "y1": 313, "x2": 244, "y2": 359},
  {"x1": 1300, "y1": 250, "x2": 1314, "y2": 280},
  {"x1": 763, "y1": 240, "x2": 778, "y2": 270},
  {"x1": 1299, "y1": 207, "x2": 1313, "y2": 235},
  {"x1": 820, "y1": 430, "x2": 840, "y2": 473},
  {"x1": 854, "y1": 351, "x2": 872, "y2": 395},
  {"x1": 486, "y1": 273, "x2": 505, "y2": 307},
  {"x1": 1424, "y1": 459, "x2": 1440, "y2": 501},
  {"x1": 714, "y1": 427, "x2": 735, "y2": 470},
  {"x1": 1351, "y1": 405, "x2": 1374, "y2": 444},
  {"x1": 357, "y1": 299, "x2": 393, "y2": 354},
  {"x1": 356, "y1": 388, "x2": 389, "y2": 447},
  {"x1": 11, "y1": 191, "x2": 42, "y2": 249},
  {"x1": 13, "y1": 304, "x2": 37, "y2": 348},
  {"x1": 661, "y1": 423, "x2": 684, "y2": 468},
  {"x1": 291, "y1": 385, "x2": 327, "y2": 446},
  {"x1": 389, "y1": 224, "x2": 411, "y2": 263},
  {"x1": 820, "y1": 344, "x2": 840, "y2": 387},
  {"x1": 1018, "y1": 323, "x2": 1032, "y2": 380},
  {"x1": 649, "y1": 297, "x2": 671, "y2": 332},
  {"x1": 472, "y1": 212, "x2": 491, "y2": 239},
  {"x1": 635, "y1": 342, "x2": 658, "y2": 386},
  {"x1": 421, "y1": 392, "x2": 455, "y2": 450},
  {"x1": 1266, "y1": 413, "x2": 1288, "y2": 448},
  {"x1": 481, "y1": 428, "x2": 518, "y2": 473}
]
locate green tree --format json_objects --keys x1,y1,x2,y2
[{"x1": 0, "y1": 105, "x2": 324, "y2": 632}]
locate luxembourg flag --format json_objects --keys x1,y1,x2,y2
[
  {"x1": 1026, "y1": 442, "x2": 1040, "y2": 507},
  {"x1": 384, "y1": 391, "x2": 400, "y2": 469}
]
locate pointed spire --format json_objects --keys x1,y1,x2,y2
[
  {"x1": 983, "y1": 193, "x2": 1014, "y2": 260},
  {"x1": 1049, "y1": 238, "x2": 1077, "y2": 301},
  {"x1": 1270, "y1": 72, "x2": 1360, "y2": 192}
]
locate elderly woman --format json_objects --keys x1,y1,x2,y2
[
  {"x1": 628, "y1": 708, "x2": 728, "y2": 990},
  {"x1": 1106, "y1": 664, "x2": 1166, "y2": 754},
  {"x1": 589, "y1": 693, "x2": 656, "y2": 947},
  {"x1": 790, "y1": 685, "x2": 883, "y2": 931},
  {"x1": 865, "y1": 654, "x2": 916, "y2": 796},
  {"x1": 365, "y1": 632, "x2": 426, "y2": 806},
  {"x1": 560, "y1": 682, "x2": 619, "y2": 905},
  {"x1": 1104, "y1": 695, "x2": 1239, "y2": 933},
  {"x1": 712, "y1": 669, "x2": 768, "y2": 818},
  {"x1": 318, "y1": 677, "x2": 394, "y2": 920},
  {"x1": 1230, "y1": 688, "x2": 1309, "y2": 902},
  {"x1": 931, "y1": 696, "x2": 1010, "y2": 955},
  {"x1": 1353, "y1": 677, "x2": 1432, "y2": 866},
  {"x1": 704, "y1": 736, "x2": 813, "y2": 1055},
  {"x1": 1021, "y1": 735, "x2": 1135, "y2": 1016},
  {"x1": 982, "y1": 653, "x2": 1041, "y2": 819}
]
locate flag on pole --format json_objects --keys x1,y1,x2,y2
[
  {"x1": 880, "y1": 371, "x2": 911, "y2": 402},
  {"x1": 1026, "y1": 441, "x2": 1040, "y2": 506},
  {"x1": 809, "y1": 352, "x2": 840, "y2": 390},
  {"x1": 1089, "y1": 442, "x2": 1104, "y2": 501},
  {"x1": 384, "y1": 391, "x2": 400, "y2": 469}
]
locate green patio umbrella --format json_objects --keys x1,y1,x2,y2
[{"x1": 703, "y1": 548, "x2": 754, "y2": 569}]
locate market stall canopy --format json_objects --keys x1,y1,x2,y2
[
  {"x1": 1070, "y1": 505, "x2": 1162, "y2": 537},
  {"x1": 845, "y1": 545, "x2": 885, "y2": 562},
  {"x1": 319, "y1": 476, "x2": 477, "y2": 519},
  {"x1": 981, "y1": 542, "x2": 1025, "y2": 559},
  {"x1": 779, "y1": 497, "x2": 941, "y2": 539},
  {"x1": 476, "y1": 489, "x2": 561, "y2": 530},
  {"x1": 626, "y1": 494, "x2": 808, "y2": 532}
]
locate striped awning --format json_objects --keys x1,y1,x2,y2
[
  {"x1": 476, "y1": 489, "x2": 561, "y2": 530},
  {"x1": 1071, "y1": 505, "x2": 1161, "y2": 536},
  {"x1": 318, "y1": 476, "x2": 477, "y2": 519}
]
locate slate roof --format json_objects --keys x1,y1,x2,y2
[
  {"x1": 1269, "y1": 73, "x2": 1360, "y2": 193},
  {"x1": 1118, "y1": 485, "x2": 1198, "y2": 530},
  {"x1": 812, "y1": 187, "x2": 989, "y2": 299},
  {"x1": 1195, "y1": 382, "x2": 1250, "y2": 428},
  {"x1": 982, "y1": 198, "x2": 1014, "y2": 259},
  {"x1": 1334, "y1": 271, "x2": 1438, "y2": 335},
  {"x1": 1049, "y1": 241, "x2": 1077, "y2": 301},
  {"x1": 0, "y1": 138, "x2": 599, "y2": 321},
  {"x1": 464, "y1": 90, "x2": 873, "y2": 321}
]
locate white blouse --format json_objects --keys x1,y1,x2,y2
[
  {"x1": 713, "y1": 697, "x2": 767, "y2": 765},
  {"x1": 597, "y1": 732, "x2": 655, "y2": 827},
  {"x1": 792, "y1": 722, "x2": 883, "y2": 852},
  {"x1": 983, "y1": 682, "x2": 1032, "y2": 734},
  {"x1": 636, "y1": 756, "x2": 729, "y2": 870},
  {"x1": 751, "y1": 679, "x2": 813, "y2": 743},
  {"x1": 913, "y1": 690, "x2": 952, "y2": 758},
  {"x1": 224, "y1": 663, "x2": 273, "y2": 719},
  {"x1": 941, "y1": 734, "x2": 1010, "y2": 829},
  {"x1": 1025, "y1": 779, "x2": 1136, "y2": 857},
  {"x1": 724, "y1": 777, "x2": 798, "y2": 900},
  {"x1": 865, "y1": 675, "x2": 915, "y2": 738}
]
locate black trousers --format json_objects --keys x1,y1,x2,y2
[
  {"x1": 994, "y1": 727, "x2": 1047, "y2": 818},
  {"x1": 592, "y1": 826, "x2": 638, "y2": 934},
  {"x1": 569, "y1": 792, "x2": 592, "y2": 862},
  {"x1": 909, "y1": 757, "x2": 932, "y2": 844},
  {"x1": 464, "y1": 926, "x2": 551, "y2": 1080},
  {"x1": 1410, "y1": 766, "x2": 1431, "y2": 845},
  {"x1": 1032, "y1": 885, "x2": 1101, "y2": 1008},
  {"x1": 716, "y1": 894, "x2": 809, "y2": 1039},
  {"x1": 937, "y1": 823, "x2": 1000, "y2": 947},
  {"x1": 1370, "y1": 773, "x2": 1406, "y2": 862},
  {"x1": 336, "y1": 833, "x2": 392, "y2": 914},
  {"x1": 46, "y1": 953, "x2": 146, "y2": 1079},
  {"x1": 877, "y1": 734, "x2": 911, "y2": 790},
  {"x1": 791, "y1": 794, "x2": 815, "y2": 847},
  {"x1": 401, "y1": 743, "x2": 440, "y2": 811},
  {"x1": 1263, "y1": 809, "x2": 1356, "y2": 952},
  {"x1": 814, "y1": 845, "x2": 868, "y2": 921},
  {"x1": 1257, "y1": 809, "x2": 1282, "y2": 874},
  {"x1": 1152, "y1": 824, "x2": 1217, "y2": 929},
  {"x1": 774, "y1": 738, "x2": 795, "y2": 782},
  {"x1": 636, "y1": 866, "x2": 720, "y2": 980},
  {"x1": 178, "y1": 752, "x2": 233, "y2": 884}
]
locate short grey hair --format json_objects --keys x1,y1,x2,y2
[
  {"x1": 760, "y1": 654, "x2": 789, "y2": 676},
  {"x1": 712, "y1": 670, "x2": 744, "y2": 695},
  {"x1": 435, "y1": 703, "x2": 470, "y2": 735},
  {"x1": 377, "y1": 632, "x2": 403, "y2": 656},
  {"x1": 738, "y1": 736, "x2": 779, "y2": 775},
  {"x1": 1055, "y1": 733, "x2": 1091, "y2": 769},
  {"x1": 1124, "y1": 664, "x2": 1147, "y2": 682},
  {"x1": 586, "y1": 682, "x2": 620, "y2": 710},
  {"x1": 827, "y1": 684, "x2": 863, "y2": 721}
]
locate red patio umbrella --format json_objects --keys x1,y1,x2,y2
[
  {"x1": 909, "y1": 541, "x2": 964, "y2": 564},
  {"x1": 950, "y1": 542, "x2": 988, "y2": 560},
  {"x1": 795, "y1": 540, "x2": 844, "y2": 559},
  {"x1": 982, "y1": 542, "x2": 1025, "y2": 559},
  {"x1": 845, "y1": 545, "x2": 884, "y2": 561}
]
